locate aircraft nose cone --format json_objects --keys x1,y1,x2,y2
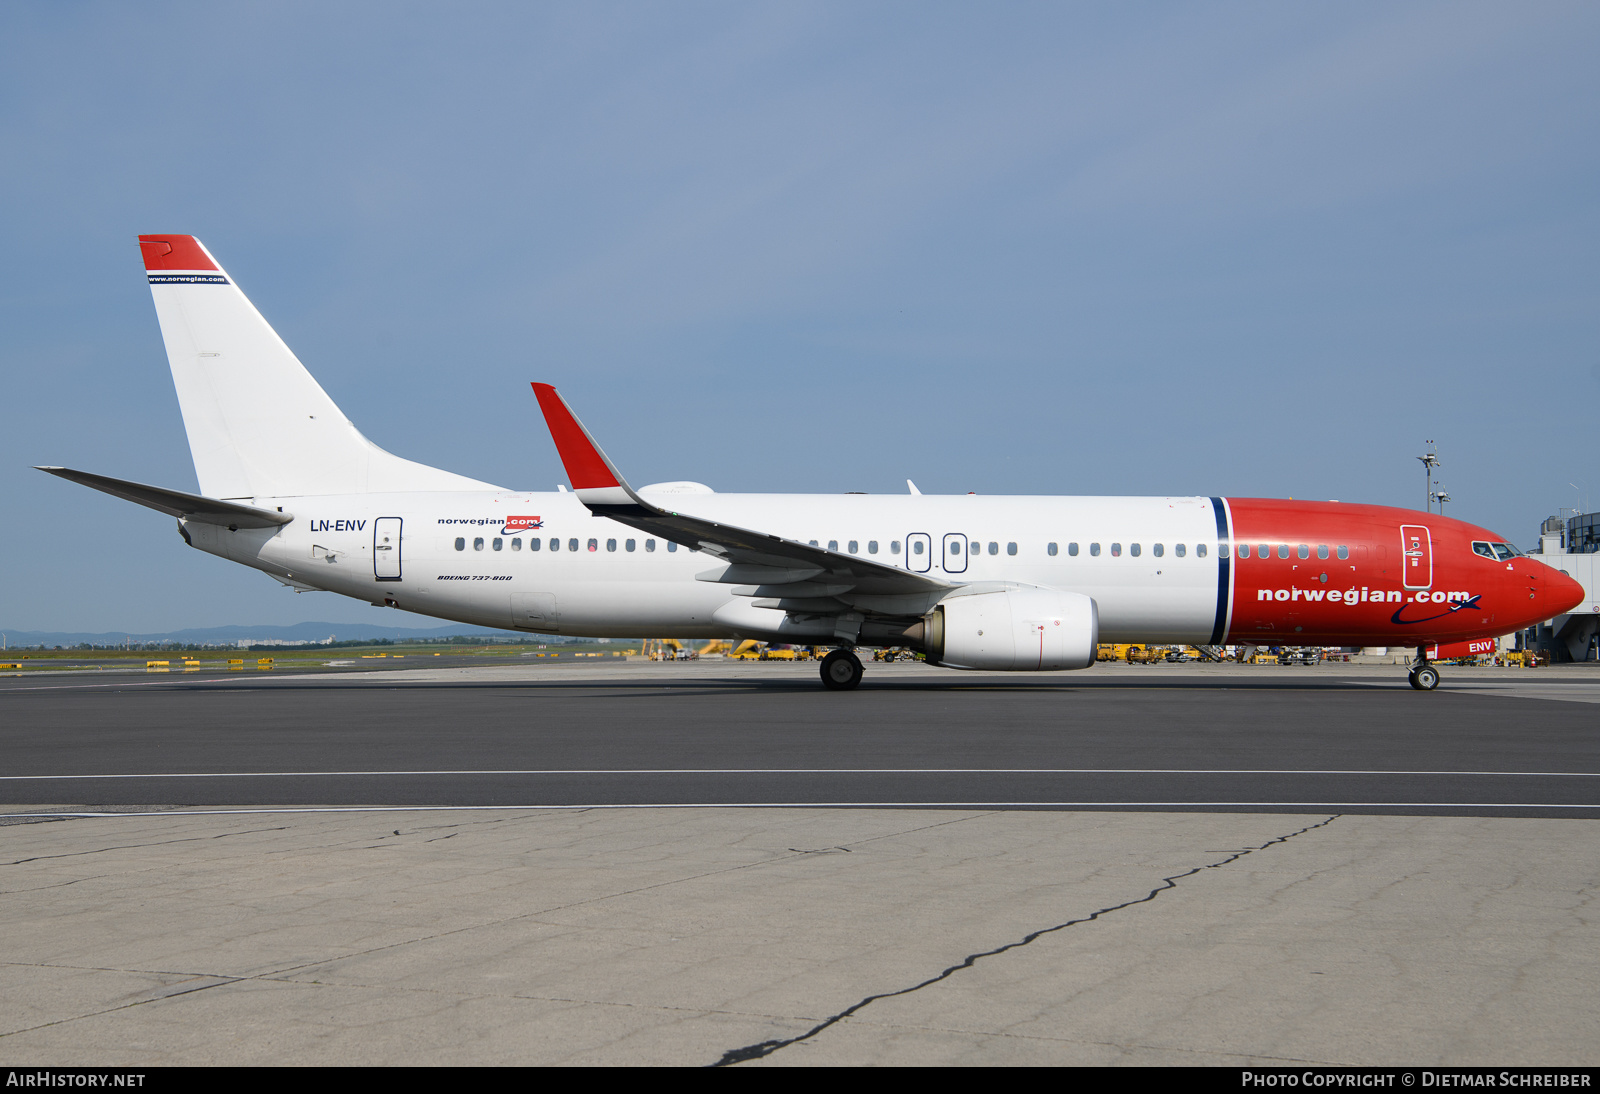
[{"x1": 1547, "y1": 566, "x2": 1588, "y2": 615}]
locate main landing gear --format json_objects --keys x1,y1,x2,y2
[
  {"x1": 820, "y1": 648, "x2": 864, "y2": 691},
  {"x1": 1408, "y1": 648, "x2": 1440, "y2": 691}
]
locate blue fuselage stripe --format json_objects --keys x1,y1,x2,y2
[{"x1": 1210, "y1": 496, "x2": 1231, "y2": 645}]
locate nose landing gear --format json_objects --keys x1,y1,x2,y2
[
  {"x1": 820, "y1": 648, "x2": 864, "y2": 690},
  {"x1": 1408, "y1": 647, "x2": 1440, "y2": 691}
]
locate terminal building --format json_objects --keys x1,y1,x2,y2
[{"x1": 1524, "y1": 512, "x2": 1600, "y2": 662}]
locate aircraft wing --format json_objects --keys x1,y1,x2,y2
[
  {"x1": 36, "y1": 466, "x2": 293, "y2": 528},
  {"x1": 531, "y1": 384, "x2": 953, "y2": 613}
]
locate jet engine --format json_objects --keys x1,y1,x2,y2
[{"x1": 924, "y1": 587, "x2": 1098, "y2": 671}]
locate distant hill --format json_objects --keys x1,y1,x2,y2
[{"x1": 0, "y1": 622, "x2": 548, "y2": 648}]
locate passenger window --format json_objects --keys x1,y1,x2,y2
[
  {"x1": 530, "y1": 537, "x2": 541, "y2": 551},
  {"x1": 848, "y1": 540, "x2": 858, "y2": 553},
  {"x1": 1007, "y1": 542, "x2": 1017, "y2": 556},
  {"x1": 1337, "y1": 545, "x2": 1348, "y2": 560},
  {"x1": 949, "y1": 541, "x2": 961, "y2": 555},
  {"x1": 511, "y1": 538, "x2": 521, "y2": 551},
  {"x1": 606, "y1": 538, "x2": 616, "y2": 552},
  {"x1": 1089, "y1": 542, "x2": 1100, "y2": 556},
  {"x1": 1237, "y1": 544, "x2": 1249, "y2": 559},
  {"x1": 828, "y1": 540, "x2": 838, "y2": 552},
  {"x1": 626, "y1": 539, "x2": 636, "y2": 552},
  {"x1": 454, "y1": 537, "x2": 465, "y2": 551},
  {"x1": 645, "y1": 539, "x2": 655, "y2": 552},
  {"x1": 473, "y1": 537, "x2": 484, "y2": 551},
  {"x1": 1174, "y1": 543, "x2": 1184, "y2": 557},
  {"x1": 809, "y1": 540, "x2": 818, "y2": 547},
  {"x1": 1047, "y1": 542, "x2": 1058, "y2": 556},
  {"x1": 1297, "y1": 544, "x2": 1309, "y2": 559},
  {"x1": 868, "y1": 540, "x2": 878, "y2": 554},
  {"x1": 1197, "y1": 543, "x2": 1207, "y2": 558},
  {"x1": 1258, "y1": 543, "x2": 1269, "y2": 558},
  {"x1": 1110, "y1": 543, "x2": 1121, "y2": 557},
  {"x1": 588, "y1": 538, "x2": 598, "y2": 552},
  {"x1": 989, "y1": 541, "x2": 999, "y2": 555},
  {"x1": 549, "y1": 538, "x2": 560, "y2": 551},
  {"x1": 1317, "y1": 545, "x2": 1328, "y2": 559},
  {"x1": 891, "y1": 540, "x2": 901, "y2": 554},
  {"x1": 1153, "y1": 543, "x2": 1164, "y2": 557},
  {"x1": 1277, "y1": 544, "x2": 1289, "y2": 559},
  {"x1": 1130, "y1": 543, "x2": 1141, "y2": 557},
  {"x1": 667, "y1": 541, "x2": 677, "y2": 553},
  {"x1": 1068, "y1": 542, "x2": 1079, "y2": 556},
  {"x1": 569, "y1": 538, "x2": 579, "y2": 552},
  {"x1": 913, "y1": 541, "x2": 924, "y2": 555},
  {"x1": 493, "y1": 537, "x2": 503, "y2": 551}
]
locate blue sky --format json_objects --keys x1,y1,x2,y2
[{"x1": 3, "y1": 1, "x2": 1596, "y2": 632}]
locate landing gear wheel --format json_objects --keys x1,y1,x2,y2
[
  {"x1": 820, "y1": 649, "x2": 864, "y2": 691},
  {"x1": 1409, "y1": 665, "x2": 1440, "y2": 691}
]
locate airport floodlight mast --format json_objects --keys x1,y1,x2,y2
[{"x1": 1417, "y1": 441, "x2": 1441, "y2": 513}]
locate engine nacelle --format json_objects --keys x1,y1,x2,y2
[{"x1": 925, "y1": 587, "x2": 1098, "y2": 671}]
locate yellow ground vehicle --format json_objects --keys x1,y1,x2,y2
[
  {"x1": 642, "y1": 638, "x2": 695, "y2": 660},
  {"x1": 1126, "y1": 645, "x2": 1165, "y2": 664}
]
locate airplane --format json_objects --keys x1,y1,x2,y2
[{"x1": 37, "y1": 235, "x2": 1586, "y2": 691}]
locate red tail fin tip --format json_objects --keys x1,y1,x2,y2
[{"x1": 138, "y1": 235, "x2": 216, "y2": 271}]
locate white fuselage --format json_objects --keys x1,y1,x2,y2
[{"x1": 186, "y1": 489, "x2": 1226, "y2": 643}]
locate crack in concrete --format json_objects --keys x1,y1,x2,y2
[
  {"x1": 2, "y1": 826, "x2": 291, "y2": 867},
  {"x1": 0, "y1": 809, "x2": 1011, "y2": 1044},
  {"x1": 709, "y1": 814, "x2": 1341, "y2": 1066},
  {"x1": 160, "y1": 810, "x2": 1001, "y2": 986}
]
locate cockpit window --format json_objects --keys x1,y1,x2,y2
[
  {"x1": 1491, "y1": 542, "x2": 1522, "y2": 560},
  {"x1": 1472, "y1": 542, "x2": 1496, "y2": 560}
]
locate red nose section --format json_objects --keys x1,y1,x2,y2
[{"x1": 1545, "y1": 565, "x2": 1588, "y2": 615}]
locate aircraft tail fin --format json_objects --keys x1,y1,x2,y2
[{"x1": 138, "y1": 235, "x2": 498, "y2": 499}]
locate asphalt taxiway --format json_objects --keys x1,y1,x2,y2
[
  {"x1": 2, "y1": 659, "x2": 1596, "y2": 1065},
  {"x1": 2, "y1": 659, "x2": 1597, "y2": 815}
]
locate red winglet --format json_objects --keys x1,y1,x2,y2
[
  {"x1": 138, "y1": 235, "x2": 217, "y2": 271},
  {"x1": 531, "y1": 383, "x2": 620, "y2": 491}
]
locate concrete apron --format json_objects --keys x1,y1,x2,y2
[{"x1": 0, "y1": 807, "x2": 1595, "y2": 1066}]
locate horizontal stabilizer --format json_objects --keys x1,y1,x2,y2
[{"x1": 36, "y1": 466, "x2": 293, "y2": 528}]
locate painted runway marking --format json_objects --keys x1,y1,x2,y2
[
  {"x1": 4, "y1": 802, "x2": 1600, "y2": 820},
  {"x1": 2, "y1": 768, "x2": 1599, "y2": 780}
]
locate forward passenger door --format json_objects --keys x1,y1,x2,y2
[{"x1": 1400, "y1": 524, "x2": 1432, "y2": 590}]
